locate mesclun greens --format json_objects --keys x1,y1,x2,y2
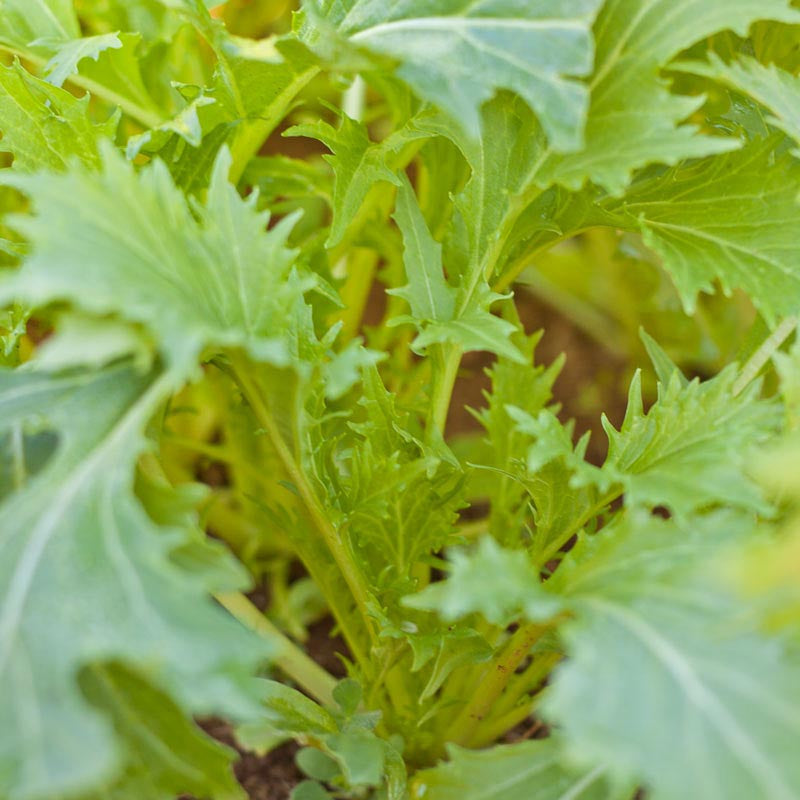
[{"x1": 1, "y1": 1, "x2": 799, "y2": 799}]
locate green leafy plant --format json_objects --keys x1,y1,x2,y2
[{"x1": 1, "y1": 2, "x2": 800, "y2": 799}]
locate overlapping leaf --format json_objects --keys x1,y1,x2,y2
[
  {"x1": 0, "y1": 146, "x2": 307, "y2": 370},
  {"x1": 606, "y1": 138, "x2": 800, "y2": 321},
  {"x1": 389, "y1": 176, "x2": 523, "y2": 361},
  {"x1": 677, "y1": 54, "x2": 800, "y2": 155},
  {"x1": 541, "y1": 0, "x2": 800, "y2": 192},
  {"x1": 302, "y1": 0, "x2": 603, "y2": 150},
  {"x1": 0, "y1": 62, "x2": 117, "y2": 171},
  {"x1": 412, "y1": 739, "x2": 628, "y2": 800},
  {"x1": 546, "y1": 515, "x2": 800, "y2": 800},
  {"x1": 0, "y1": 366, "x2": 264, "y2": 800}
]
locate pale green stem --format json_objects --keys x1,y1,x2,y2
[
  {"x1": 733, "y1": 315, "x2": 797, "y2": 396},
  {"x1": 467, "y1": 694, "x2": 544, "y2": 749},
  {"x1": 226, "y1": 354, "x2": 377, "y2": 657},
  {"x1": 445, "y1": 620, "x2": 550, "y2": 745},
  {"x1": 216, "y1": 591, "x2": 337, "y2": 707},
  {"x1": 427, "y1": 343, "x2": 462, "y2": 439},
  {"x1": 227, "y1": 65, "x2": 320, "y2": 185},
  {"x1": 0, "y1": 44, "x2": 163, "y2": 129}
]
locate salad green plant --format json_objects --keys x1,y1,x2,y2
[{"x1": 1, "y1": 1, "x2": 800, "y2": 799}]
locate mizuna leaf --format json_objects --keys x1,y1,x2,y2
[
  {"x1": 303, "y1": 0, "x2": 603, "y2": 150},
  {"x1": 414, "y1": 95, "x2": 551, "y2": 284},
  {"x1": 601, "y1": 363, "x2": 780, "y2": 517},
  {"x1": 546, "y1": 516, "x2": 800, "y2": 800},
  {"x1": 390, "y1": 174, "x2": 457, "y2": 321},
  {"x1": 0, "y1": 365, "x2": 264, "y2": 800},
  {"x1": 77, "y1": 663, "x2": 245, "y2": 800},
  {"x1": 411, "y1": 739, "x2": 628, "y2": 800},
  {"x1": 0, "y1": 0, "x2": 80, "y2": 50},
  {"x1": 41, "y1": 32, "x2": 124, "y2": 87},
  {"x1": 0, "y1": 146, "x2": 308, "y2": 371},
  {"x1": 389, "y1": 177, "x2": 523, "y2": 361},
  {"x1": 609, "y1": 138, "x2": 800, "y2": 321},
  {"x1": 286, "y1": 114, "x2": 421, "y2": 246},
  {"x1": 541, "y1": 0, "x2": 800, "y2": 193},
  {"x1": 404, "y1": 537, "x2": 562, "y2": 626},
  {"x1": 676, "y1": 53, "x2": 800, "y2": 155},
  {"x1": 0, "y1": 61, "x2": 117, "y2": 171}
]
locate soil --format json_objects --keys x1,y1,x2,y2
[
  {"x1": 181, "y1": 719, "x2": 302, "y2": 800},
  {"x1": 447, "y1": 287, "x2": 629, "y2": 464}
]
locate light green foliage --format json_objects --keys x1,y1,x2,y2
[
  {"x1": 287, "y1": 114, "x2": 419, "y2": 245},
  {"x1": 678, "y1": 54, "x2": 800, "y2": 155},
  {"x1": 0, "y1": 366, "x2": 264, "y2": 800},
  {"x1": 41, "y1": 32, "x2": 123, "y2": 87},
  {"x1": 390, "y1": 175, "x2": 523, "y2": 361},
  {"x1": 542, "y1": 0, "x2": 800, "y2": 192},
  {"x1": 2, "y1": 2, "x2": 800, "y2": 799},
  {"x1": 547, "y1": 515, "x2": 800, "y2": 800},
  {"x1": 0, "y1": 146, "x2": 307, "y2": 370},
  {"x1": 606, "y1": 139, "x2": 800, "y2": 321},
  {"x1": 405, "y1": 536, "x2": 561, "y2": 625},
  {"x1": 412, "y1": 739, "x2": 628, "y2": 800},
  {"x1": 302, "y1": 0, "x2": 603, "y2": 149},
  {"x1": 602, "y1": 362, "x2": 780, "y2": 516},
  {"x1": 77, "y1": 664, "x2": 246, "y2": 800},
  {"x1": 0, "y1": 62, "x2": 117, "y2": 171}
]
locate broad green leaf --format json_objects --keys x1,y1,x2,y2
[
  {"x1": 542, "y1": 0, "x2": 800, "y2": 193},
  {"x1": 0, "y1": 0, "x2": 80, "y2": 50},
  {"x1": 0, "y1": 146, "x2": 307, "y2": 370},
  {"x1": 547, "y1": 514, "x2": 800, "y2": 800},
  {"x1": 31, "y1": 314, "x2": 152, "y2": 372},
  {"x1": 0, "y1": 61, "x2": 117, "y2": 171},
  {"x1": 304, "y1": 0, "x2": 604, "y2": 150},
  {"x1": 608, "y1": 138, "x2": 800, "y2": 321},
  {"x1": 601, "y1": 364, "x2": 779, "y2": 517},
  {"x1": 411, "y1": 739, "x2": 627, "y2": 800},
  {"x1": 404, "y1": 537, "x2": 561, "y2": 626},
  {"x1": 77, "y1": 663, "x2": 244, "y2": 800},
  {"x1": 677, "y1": 54, "x2": 800, "y2": 155},
  {"x1": 0, "y1": 366, "x2": 264, "y2": 800}
]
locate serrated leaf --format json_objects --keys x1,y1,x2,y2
[
  {"x1": 41, "y1": 32, "x2": 124, "y2": 87},
  {"x1": 606, "y1": 137, "x2": 800, "y2": 321},
  {"x1": 541, "y1": 0, "x2": 800, "y2": 193},
  {"x1": 601, "y1": 365, "x2": 779, "y2": 517},
  {"x1": 306, "y1": 0, "x2": 603, "y2": 150},
  {"x1": 388, "y1": 178, "x2": 523, "y2": 361},
  {"x1": 0, "y1": 61, "x2": 117, "y2": 171},
  {"x1": 404, "y1": 537, "x2": 561, "y2": 626},
  {"x1": 0, "y1": 145, "x2": 308, "y2": 370},
  {"x1": 287, "y1": 114, "x2": 418, "y2": 246},
  {"x1": 546, "y1": 513, "x2": 800, "y2": 800},
  {"x1": 411, "y1": 739, "x2": 627, "y2": 800},
  {"x1": 0, "y1": 365, "x2": 264, "y2": 800},
  {"x1": 677, "y1": 54, "x2": 800, "y2": 156},
  {"x1": 390, "y1": 174, "x2": 457, "y2": 321}
]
